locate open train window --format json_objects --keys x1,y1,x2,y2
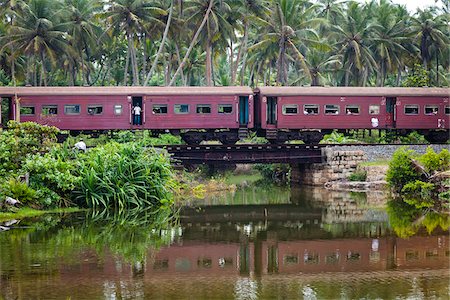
[
  {"x1": 303, "y1": 104, "x2": 319, "y2": 115},
  {"x1": 345, "y1": 105, "x2": 360, "y2": 115},
  {"x1": 282, "y1": 104, "x2": 298, "y2": 115},
  {"x1": 446, "y1": 106, "x2": 450, "y2": 115},
  {"x1": 20, "y1": 106, "x2": 35, "y2": 116},
  {"x1": 64, "y1": 104, "x2": 80, "y2": 115},
  {"x1": 284, "y1": 255, "x2": 299, "y2": 265},
  {"x1": 369, "y1": 105, "x2": 380, "y2": 115},
  {"x1": 42, "y1": 105, "x2": 58, "y2": 115},
  {"x1": 153, "y1": 104, "x2": 167, "y2": 114},
  {"x1": 196, "y1": 104, "x2": 211, "y2": 114},
  {"x1": 325, "y1": 104, "x2": 340, "y2": 115},
  {"x1": 424, "y1": 105, "x2": 438, "y2": 115},
  {"x1": 114, "y1": 105, "x2": 122, "y2": 115},
  {"x1": 404, "y1": 105, "x2": 419, "y2": 115},
  {"x1": 87, "y1": 105, "x2": 103, "y2": 115},
  {"x1": 174, "y1": 104, "x2": 189, "y2": 114},
  {"x1": 218, "y1": 104, "x2": 232, "y2": 114}
]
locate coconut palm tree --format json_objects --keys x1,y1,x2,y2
[
  {"x1": 332, "y1": 1, "x2": 378, "y2": 86},
  {"x1": 410, "y1": 8, "x2": 448, "y2": 84},
  {"x1": 64, "y1": 0, "x2": 102, "y2": 85},
  {"x1": 1, "y1": 0, "x2": 73, "y2": 86},
  {"x1": 104, "y1": 0, "x2": 166, "y2": 85}
]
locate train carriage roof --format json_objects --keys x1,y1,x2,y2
[
  {"x1": 255, "y1": 86, "x2": 449, "y2": 97},
  {"x1": 0, "y1": 86, "x2": 253, "y2": 97}
]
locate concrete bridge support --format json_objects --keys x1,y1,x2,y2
[{"x1": 291, "y1": 148, "x2": 367, "y2": 186}]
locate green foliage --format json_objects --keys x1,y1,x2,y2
[
  {"x1": 386, "y1": 147, "x2": 420, "y2": 193},
  {"x1": 0, "y1": 121, "x2": 59, "y2": 176},
  {"x1": 320, "y1": 131, "x2": 359, "y2": 144},
  {"x1": 254, "y1": 164, "x2": 290, "y2": 184},
  {"x1": 402, "y1": 180, "x2": 436, "y2": 208},
  {"x1": 348, "y1": 170, "x2": 367, "y2": 182},
  {"x1": 386, "y1": 199, "x2": 421, "y2": 238},
  {"x1": 402, "y1": 64, "x2": 430, "y2": 87},
  {"x1": 74, "y1": 142, "x2": 175, "y2": 210},
  {"x1": 0, "y1": 178, "x2": 38, "y2": 205},
  {"x1": 418, "y1": 147, "x2": 450, "y2": 173},
  {"x1": 0, "y1": 70, "x2": 10, "y2": 86}
]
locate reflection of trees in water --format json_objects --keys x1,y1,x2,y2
[
  {"x1": 387, "y1": 199, "x2": 450, "y2": 238},
  {"x1": 0, "y1": 207, "x2": 179, "y2": 276}
]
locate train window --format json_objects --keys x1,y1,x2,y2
[
  {"x1": 324, "y1": 104, "x2": 340, "y2": 115},
  {"x1": 196, "y1": 104, "x2": 211, "y2": 114},
  {"x1": 87, "y1": 105, "x2": 103, "y2": 115},
  {"x1": 369, "y1": 105, "x2": 380, "y2": 115},
  {"x1": 282, "y1": 104, "x2": 298, "y2": 115},
  {"x1": 345, "y1": 105, "x2": 360, "y2": 115},
  {"x1": 64, "y1": 104, "x2": 80, "y2": 115},
  {"x1": 404, "y1": 105, "x2": 419, "y2": 115},
  {"x1": 284, "y1": 255, "x2": 299, "y2": 265},
  {"x1": 303, "y1": 104, "x2": 319, "y2": 115},
  {"x1": 174, "y1": 104, "x2": 189, "y2": 114},
  {"x1": 42, "y1": 105, "x2": 58, "y2": 115},
  {"x1": 424, "y1": 105, "x2": 439, "y2": 115},
  {"x1": 153, "y1": 104, "x2": 168, "y2": 114},
  {"x1": 114, "y1": 105, "x2": 123, "y2": 115},
  {"x1": 20, "y1": 106, "x2": 35, "y2": 116},
  {"x1": 218, "y1": 104, "x2": 233, "y2": 114},
  {"x1": 446, "y1": 106, "x2": 450, "y2": 115}
]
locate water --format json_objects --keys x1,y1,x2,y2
[{"x1": 0, "y1": 185, "x2": 449, "y2": 300}]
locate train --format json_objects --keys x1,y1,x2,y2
[{"x1": 0, "y1": 86, "x2": 448, "y2": 143}]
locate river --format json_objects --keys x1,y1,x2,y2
[{"x1": 0, "y1": 184, "x2": 448, "y2": 299}]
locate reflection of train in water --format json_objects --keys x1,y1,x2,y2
[
  {"x1": 0, "y1": 86, "x2": 448, "y2": 143},
  {"x1": 149, "y1": 235, "x2": 448, "y2": 276}
]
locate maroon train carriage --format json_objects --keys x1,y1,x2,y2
[
  {"x1": 255, "y1": 86, "x2": 449, "y2": 143},
  {"x1": 0, "y1": 86, "x2": 254, "y2": 144}
]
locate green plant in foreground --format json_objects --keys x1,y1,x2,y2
[{"x1": 348, "y1": 170, "x2": 367, "y2": 182}]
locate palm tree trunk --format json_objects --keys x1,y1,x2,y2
[
  {"x1": 229, "y1": 41, "x2": 234, "y2": 84},
  {"x1": 127, "y1": 31, "x2": 140, "y2": 85},
  {"x1": 144, "y1": 0, "x2": 174, "y2": 86},
  {"x1": 396, "y1": 66, "x2": 402, "y2": 86},
  {"x1": 238, "y1": 22, "x2": 249, "y2": 86},
  {"x1": 80, "y1": 48, "x2": 85, "y2": 86},
  {"x1": 124, "y1": 47, "x2": 130, "y2": 85},
  {"x1": 206, "y1": 40, "x2": 212, "y2": 86},
  {"x1": 169, "y1": 0, "x2": 214, "y2": 86},
  {"x1": 174, "y1": 42, "x2": 185, "y2": 84},
  {"x1": 41, "y1": 52, "x2": 47, "y2": 86}
]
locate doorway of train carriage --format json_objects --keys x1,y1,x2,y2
[
  {"x1": 239, "y1": 96, "x2": 249, "y2": 126},
  {"x1": 267, "y1": 97, "x2": 277, "y2": 126},
  {"x1": 385, "y1": 97, "x2": 396, "y2": 128},
  {"x1": 1, "y1": 97, "x2": 13, "y2": 128},
  {"x1": 131, "y1": 96, "x2": 143, "y2": 125}
]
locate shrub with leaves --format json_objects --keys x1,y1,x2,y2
[
  {"x1": 402, "y1": 180, "x2": 436, "y2": 209},
  {"x1": 74, "y1": 142, "x2": 175, "y2": 210},
  {"x1": 0, "y1": 121, "x2": 59, "y2": 176},
  {"x1": 418, "y1": 147, "x2": 450, "y2": 174},
  {"x1": 386, "y1": 147, "x2": 420, "y2": 193},
  {"x1": 348, "y1": 170, "x2": 367, "y2": 182}
]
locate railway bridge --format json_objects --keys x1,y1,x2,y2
[{"x1": 164, "y1": 143, "x2": 325, "y2": 164}]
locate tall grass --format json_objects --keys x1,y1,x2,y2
[{"x1": 74, "y1": 142, "x2": 175, "y2": 211}]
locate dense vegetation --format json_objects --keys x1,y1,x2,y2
[
  {"x1": 0, "y1": 0, "x2": 448, "y2": 87},
  {"x1": 386, "y1": 147, "x2": 450, "y2": 237},
  {"x1": 0, "y1": 121, "x2": 176, "y2": 212}
]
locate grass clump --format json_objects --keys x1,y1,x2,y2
[{"x1": 348, "y1": 170, "x2": 367, "y2": 182}]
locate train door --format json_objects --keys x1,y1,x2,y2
[
  {"x1": 267, "y1": 97, "x2": 277, "y2": 127},
  {"x1": 0, "y1": 97, "x2": 13, "y2": 127},
  {"x1": 131, "y1": 96, "x2": 143, "y2": 125},
  {"x1": 239, "y1": 96, "x2": 249, "y2": 126},
  {"x1": 385, "y1": 97, "x2": 396, "y2": 128}
]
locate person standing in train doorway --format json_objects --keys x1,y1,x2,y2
[{"x1": 133, "y1": 104, "x2": 142, "y2": 125}]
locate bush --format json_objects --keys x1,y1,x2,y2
[
  {"x1": 386, "y1": 147, "x2": 420, "y2": 193},
  {"x1": 74, "y1": 142, "x2": 175, "y2": 210},
  {"x1": 0, "y1": 121, "x2": 59, "y2": 176},
  {"x1": 402, "y1": 180, "x2": 436, "y2": 209},
  {"x1": 0, "y1": 178, "x2": 38, "y2": 205},
  {"x1": 418, "y1": 147, "x2": 450, "y2": 174},
  {"x1": 348, "y1": 170, "x2": 367, "y2": 181}
]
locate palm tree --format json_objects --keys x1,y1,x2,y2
[
  {"x1": 249, "y1": 0, "x2": 325, "y2": 85},
  {"x1": 183, "y1": 0, "x2": 234, "y2": 86},
  {"x1": 1, "y1": 0, "x2": 73, "y2": 86},
  {"x1": 410, "y1": 8, "x2": 448, "y2": 84},
  {"x1": 332, "y1": 1, "x2": 378, "y2": 86},
  {"x1": 370, "y1": 0, "x2": 412, "y2": 86},
  {"x1": 104, "y1": 0, "x2": 166, "y2": 85}
]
